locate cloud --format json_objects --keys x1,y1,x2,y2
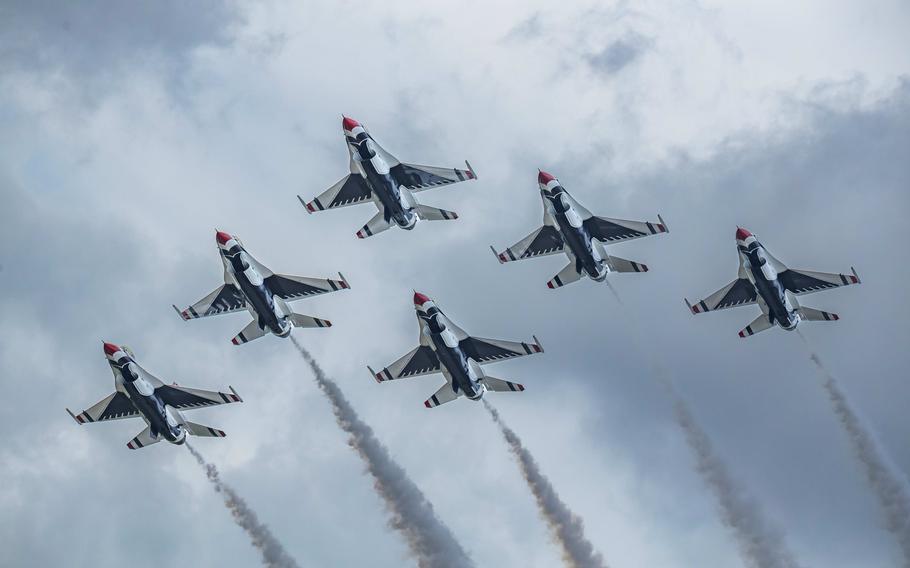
[
  {"x1": 585, "y1": 33, "x2": 653, "y2": 75},
  {"x1": 0, "y1": 2, "x2": 908, "y2": 567}
]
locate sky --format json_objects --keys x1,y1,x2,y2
[{"x1": 1, "y1": 0, "x2": 908, "y2": 566}]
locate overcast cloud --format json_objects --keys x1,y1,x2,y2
[{"x1": 1, "y1": 1, "x2": 908, "y2": 566}]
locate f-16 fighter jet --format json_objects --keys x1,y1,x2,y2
[
  {"x1": 174, "y1": 230, "x2": 350, "y2": 345},
  {"x1": 298, "y1": 116, "x2": 477, "y2": 239},
  {"x1": 685, "y1": 227, "x2": 861, "y2": 338},
  {"x1": 492, "y1": 171, "x2": 668, "y2": 288},
  {"x1": 368, "y1": 292, "x2": 544, "y2": 408},
  {"x1": 66, "y1": 343, "x2": 242, "y2": 450}
]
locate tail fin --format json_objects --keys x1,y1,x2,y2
[
  {"x1": 415, "y1": 205, "x2": 459, "y2": 221},
  {"x1": 184, "y1": 421, "x2": 227, "y2": 438},
  {"x1": 798, "y1": 307, "x2": 840, "y2": 322},
  {"x1": 231, "y1": 319, "x2": 268, "y2": 345},
  {"x1": 289, "y1": 313, "x2": 332, "y2": 329},
  {"x1": 738, "y1": 314, "x2": 774, "y2": 338}
]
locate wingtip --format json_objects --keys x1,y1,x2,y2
[
  {"x1": 66, "y1": 408, "x2": 81, "y2": 425},
  {"x1": 532, "y1": 335, "x2": 544, "y2": 353},
  {"x1": 658, "y1": 214, "x2": 669, "y2": 233},
  {"x1": 338, "y1": 272, "x2": 351, "y2": 289},
  {"x1": 489, "y1": 245, "x2": 505, "y2": 264},
  {"x1": 684, "y1": 298, "x2": 697, "y2": 315},
  {"x1": 367, "y1": 366, "x2": 382, "y2": 383},
  {"x1": 298, "y1": 195, "x2": 314, "y2": 214},
  {"x1": 851, "y1": 266, "x2": 861, "y2": 284},
  {"x1": 229, "y1": 386, "x2": 244, "y2": 403},
  {"x1": 465, "y1": 160, "x2": 477, "y2": 180},
  {"x1": 172, "y1": 304, "x2": 188, "y2": 321}
]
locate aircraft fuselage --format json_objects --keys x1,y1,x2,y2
[
  {"x1": 423, "y1": 311, "x2": 483, "y2": 400},
  {"x1": 349, "y1": 133, "x2": 416, "y2": 229},
  {"x1": 221, "y1": 245, "x2": 290, "y2": 337},
  {"x1": 111, "y1": 357, "x2": 186, "y2": 444},
  {"x1": 546, "y1": 188, "x2": 605, "y2": 280},
  {"x1": 739, "y1": 241, "x2": 799, "y2": 330}
]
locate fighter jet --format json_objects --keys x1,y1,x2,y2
[
  {"x1": 66, "y1": 342, "x2": 242, "y2": 450},
  {"x1": 298, "y1": 116, "x2": 477, "y2": 238},
  {"x1": 492, "y1": 171, "x2": 669, "y2": 288},
  {"x1": 174, "y1": 230, "x2": 350, "y2": 345},
  {"x1": 685, "y1": 227, "x2": 861, "y2": 337},
  {"x1": 369, "y1": 292, "x2": 544, "y2": 408}
]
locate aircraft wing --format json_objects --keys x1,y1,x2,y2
[
  {"x1": 301, "y1": 175, "x2": 372, "y2": 213},
  {"x1": 67, "y1": 392, "x2": 138, "y2": 424},
  {"x1": 175, "y1": 285, "x2": 246, "y2": 320},
  {"x1": 460, "y1": 336, "x2": 544, "y2": 364},
  {"x1": 687, "y1": 278, "x2": 758, "y2": 314},
  {"x1": 778, "y1": 267, "x2": 861, "y2": 296},
  {"x1": 583, "y1": 215, "x2": 669, "y2": 243},
  {"x1": 155, "y1": 385, "x2": 242, "y2": 410},
  {"x1": 371, "y1": 345, "x2": 441, "y2": 382},
  {"x1": 391, "y1": 161, "x2": 476, "y2": 192},
  {"x1": 265, "y1": 273, "x2": 350, "y2": 301},
  {"x1": 493, "y1": 226, "x2": 564, "y2": 264}
]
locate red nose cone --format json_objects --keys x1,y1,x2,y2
[
  {"x1": 735, "y1": 227, "x2": 753, "y2": 241},
  {"x1": 413, "y1": 292, "x2": 431, "y2": 306},
  {"x1": 216, "y1": 230, "x2": 233, "y2": 245},
  {"x1": 103, "y1": 342, "x2": 120, "y2": 357},
  {"x1": 342, "y1": 116, "x2": 361, "y2": 132},
  {"x1": 538, "y1": 170, "x2": 556, "y2": 185}
]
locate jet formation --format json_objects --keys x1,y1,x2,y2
[{"x1": 68, "y1": 116, "x2": 862, "y2": 453}]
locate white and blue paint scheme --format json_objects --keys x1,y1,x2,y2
[
  {"x1": 174, "y1": 230, "x2": 350, "y2": 345},
  {"x1": 66, "y1": 343, "x2": 242, "y2": 450},
  {"x1": 686, "y1": 227, "x2": 861, "y2": 337},
  {"x1": 493, "y1": 170, "x2": 668, "y2": 288},
  {"x1": 369, "y1": 292, "x2": 543, "y2": 408},
  {"x1": 299, "y1": 116, "x2": 476, "y2": 239}
]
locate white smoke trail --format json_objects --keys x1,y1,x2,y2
[
  {"x1": 797, "y1": 331, "x2": 910, "y2": 565},
  {"x1": 483, "y1": 400, "x2": 607, "y2": 568},
  {"x1": 672, "y1": 399, "x2": 802, "y2": 568},
  {"x1": 185, "y1": 442, "x2": 299, "y2": 568},
  {"x1": 290, "y1": 335, "x2": 474, "y2": 568},
  {"x1": 606, "y1": 281, "x2": 803, "y2": 568}
]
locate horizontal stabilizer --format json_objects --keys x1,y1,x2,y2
[
  {"x1": 606, "y1": 255, "x2": 649, "y2": 273},
  {"x1": 289, "y1": 313, "x2": 332, "y2": 329},
  {"x1": 127, "y1": 426, "x2": 161, "y2": 450},
  {"x1": 415, "y1": 205, "x2": 459, "y2": 221},
  {"x1": 184, "y1": 421, "x2": 227, "y2": 438},
  {"x1": 356, "y1": 210, "x2": 393, "y2": 239},
  {"x1": 481, "y1": 377, "x2": 525, "y2": 393},
  {"x1": 738, "y1": 315, "x2": 773, "y2": 338},
  {"x1": 798, "y1": 307, "x2": 840, "y2": 322},
  {"x1": 547, "y1": 262, "x2": 582, "y2": 289},
  {"x1": 231, "y1": 319, "x2": 267, "y2": 345},
  {"x1": 424, "y1": 383, "x2": 462, "y2": 408}
]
